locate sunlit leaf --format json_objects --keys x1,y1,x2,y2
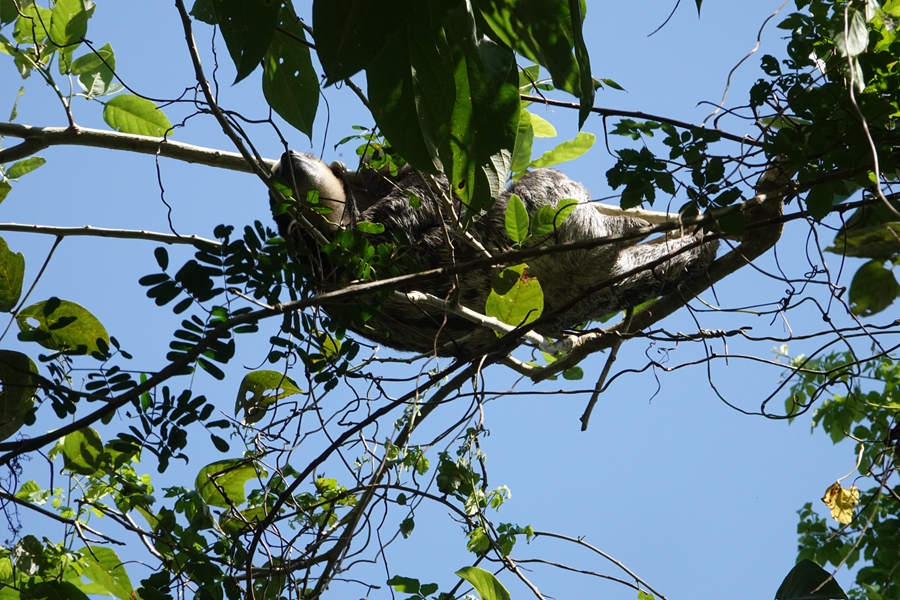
[
  {"x1": 504, "y1": 194, "x2": 529, "y2": 243},
  {"x1": 528, "y1": 131, "x2": 595, "y2": 170},
  {"x1": 455, "y1": 566, "x2": 510, "y2": 600},
  {"x1": 103, "y1": 94, "x2": 172, "y2": 136},
  {"x1": 234, "y1": 370, "x2": 302, "y2": 424},
  {"x1": 78, "y1": 546, "x2": 134, "y2": 600},
  {"x1": 195, "y1": 459, "x2": 261, "y2": 508},
  {"x1": 61, "y1": 427, "x2": 104, "y2": 476},
  {"x1": 485, "y1": 264, "x2": 543, "y2": 332},
  {"x1": 821, "y1": 481, "x2": 859, "y2": 525},
  {"x1": 17, "y1": 298, "x2": 110, "y2": 357},
  {"x1": 6, "y1": 156, "x2": 46, "y2": 179}
]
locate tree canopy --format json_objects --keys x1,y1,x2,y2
[{"x1": 0, "y1": 1, "x2": 898, "y2": 600}]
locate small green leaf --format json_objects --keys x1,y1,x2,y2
[
  {"x1": 0, "y1": 236, "x2": 25, "y2": 312},
  {"x1": 531, "y1": 198, "x2": 578, "y2": 236},
  {"x1": 528, "y1": 131, "x2": 595, "y2": 170},
  {"x1": 387, "y1": 576, "x2": 419, "y2": 594},
  {"x1": 61, "y1": 427, "x2": 104, "y2": 476},
  {"x1": 562, "y1": 366, "x2": 584, "y2": 380},
  {"x1": 455, "y1": 566, "x2": 510, "y2": 600},
  {"x1": 399, "y1": 516, "x2": 414, "y2": 539},
  {"x1": 485, "y1": 264, "x2": 543, "y2": 332},
  {"x1": 195, "y1": 459, "x2": 260, "y2": 508},
  {"x1": 504, "y1": 194, "x2": 530, "y2": 243},
  {"x1": 356, "y1": 222, "x2": 386, "y2": 234},
  {"x1": 6, "y1": 157, "x2": 46, "y2": 179},
  {"x1": 17, "y1": 298, "x2": 110, "y2": 356},
  {"x1": 528, "y1": 112, "x2": 557, "y2": 138},
  {"x1": 0, "y1": 180, "x2": 10, "y2": 204},
  {"x1": 71, "y1": 43, "x2": 119, "y2": 96},
  {"x1": 235, "y1": 370, "x2": 302, "y2": 424},
  {"x1": 103, "y1": 94, "x2": 172, "y2": 136},
  {"x1": 0, "y1": 350, "x2": 37, "y2": 442}
]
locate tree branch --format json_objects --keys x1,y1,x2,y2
[{"x1": 0, "y1": 222, "x2": 221, "y2": 246}]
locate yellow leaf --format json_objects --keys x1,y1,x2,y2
[{"x1": 821, "y1": 482, "x2": 859, "y2": 525}]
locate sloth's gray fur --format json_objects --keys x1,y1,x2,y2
[{"x1": 271, "y1": 151, "x2": 718, "y2": 356}]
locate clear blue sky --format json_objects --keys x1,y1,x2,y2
[{"x1": 0, "y1": 2, "x2": 867, "y2": 599}]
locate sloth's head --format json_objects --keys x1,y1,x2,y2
[{"x1": 274, "y1": 151, "x2": 350, "y2": 227}]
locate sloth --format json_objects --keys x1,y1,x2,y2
[{"x1": 270, "y1": 151, "x2": 718, "y2": 356}]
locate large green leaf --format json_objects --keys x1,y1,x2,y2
[
  {"x1": 22, "y1": 581, "x2": 91, "y2": 600},
  {"x1": 0, "y1": 236, "x2": 24, "y2": 312},
  {"x1": 17, "y1": 298, "x2": 109, "y2": 356},
  {"x1": 485, "y1": 264, "x2": 543, "y2": 331},
  {"x1": 455, "y1": 567, "x2": 510, "y2": 600},
  {"x1": 313, "y1": 0, "x2": 411, "y2": 83},
  {"x1": 103, "y1": 94, "x2": 172, "y2": 136},
  {"x1": 774, "y1": 559, "x2": 848, "y2": 600},
  {"x1": 0, "y1": 350, "x2": 37, "y2": 442},
  {"x1": 504, "y1": 194, "x2": 529, "y2": 243},
  {"x1": 210, "y1": 0, "x2": 280, "y2": 83},
  {"x1": 50, "y1": 0, "x2": 95, "y2": 73},
  {"x1": 195, "y1": 459, "x2": 260, "y2": 508},
  {"x1": 234, "y1": 370, "x2": 302, "y2": 424},
  {"x1": 263, "y1": 12, "x2": 318, "y2": 139},
  {"x1": 61, "y1": 427, "x2": 104, "y2": 476},
  {"x1": 77, "y1": 546, "x2": 133, "y2": 600},
  {"x1": 366, "y1": 8, "x2": 454, "y2": 174},
  {"x1": 848, "y1": 260, "x2": 900, "y2": 316}
]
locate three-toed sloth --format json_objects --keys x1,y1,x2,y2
[{"x1": 270, "y1": 151, "x2": 718, "y2": 356}]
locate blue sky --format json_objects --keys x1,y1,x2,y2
[{"x1": 0, "y1": 2, "x2": 871, "y2": 599}]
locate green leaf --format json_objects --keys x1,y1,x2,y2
[
  {"x1": 510, "y1": 109, "x2": 536, "y2": 177},
  {"x1": 195, "y1": 459, "x2": 260, "y2": 508},
  {"x1": 504, "y1": 194, "x2": 530, "y2": 243},
  {"x1": 0, "y1": 236, "x2": 25, "y2": 312},
  {"x1": 262, "y1": 12, "x2": 318, "y2": 138},
  {"x1": 0, "y1": 0, "x2": 17, "y2": 26},
  {"x1": 834, "y1": 9, "x2": 869, "y2": 58},
  {"x1": 562, "y1": 366, "x2": 584, "y2": 380},
  {"x1": 387, "y1": 576, "x2": 419, "y2": 594},
  {"x1": 77, "y1": 546, "x2": 134, "y2": 600},
  {"x1": 848, "y1": 260, "x2": 900, "y2": 316},
  {"x1": 313, "y1": 0, "x2": 410, "y2": 83},
  {"x1": 6, "y1": 157, "x2": 46, "y2": 179},
  {"x1": 103, "y1": 94, "x2": 172, "y2": 136},
  {"x1": 0, "y1": 180, "x2": 10, "y2": 204},
  {"x1": 71, "y1": 43, "x2": 119, "y2": 96},
  {"x1": 528, "y1": 131, "x2": 595, "y2": 170},
  {"x1": 22, "y1": 581, "x2": 91, "y2": 600},
  {"x1": 356, "y1": 222, "x2": 385, "y2": 234},
  {"x1": 218, "y1": 505, "x2": 268, "y2": 535},
  {"x1": 190, "y1": 0, "x2": 216, "y2": 24},
  {"x1": 211, "y1": 0, "x2": 280, "y2": 83},
  {"x1": 529, "y1": 112, "x2": 556, "y2": 138},
  {"x1": 50, "y1": 0, "x2": 95, "y2": 72},
  {"x1": 17, "y1": 298, "x2": 110, "y2": 356},
  {"x1": 455, "y1": 566, "x2": 510, "y2": 600},
  {"x1": 13, "y1": 3, "x2": 52, "y2": 44},
  {"x1": 485, "y1": 264, "x2": 543, "y2": 331},
  {"x1": 234, "y1": 370, "x2": 302, "y2": 424},
  {"x1": 0, "y1": 350, "x2": 37, "y2": 442},
  {"x1": 774, "y1": 559, "x2": 848, "y2": 599},
  {"x1": 531, "y1": 198, "x2": 578, "y2": 236},
  {"x1": 61, "y1": 427, "x2": 104, "y2": 476},
  {"x1": 399, "y1": 516, "x2": 414, "y2": 538}
]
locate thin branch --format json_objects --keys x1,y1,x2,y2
[
  {"x1": 0, "y1": 223, "x2": 221, "y2": 246},
  {"x1": 0, "y1": 122, "x2": 270, "y2": 172}
]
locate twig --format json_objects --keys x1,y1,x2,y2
[{"x1": 0, "y1": 223, "x2": 221, "y2": 246}]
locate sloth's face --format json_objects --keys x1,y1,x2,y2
[{"x1": 277, "y1": 151, "x2": 349, "y2": 226}]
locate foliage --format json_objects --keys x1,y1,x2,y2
[{"x1": 0, "y1": 0, "x2": 897, "y2": 599}]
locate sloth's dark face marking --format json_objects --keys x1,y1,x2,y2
[{"x1": 271, "y1": 151, "x2": 718, "y2": 356}]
